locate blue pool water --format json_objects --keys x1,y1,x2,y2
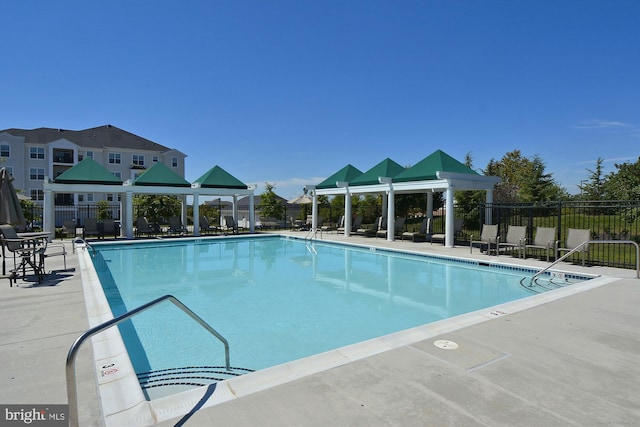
[{"x1": 92, "y1": 236, "x2": 585, "y2": 377}]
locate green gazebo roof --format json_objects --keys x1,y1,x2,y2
[
  {"x1": 193, "y1": 166, "x2": 248, "y2": 189},
  {"x1": 54, "y1": 158, "x2": 122, "y2": 185},
  {"x1": 316, "y1": 164, "x2": 363, "y2": 189},
  {"x1": 393, "y1": 150, "x2": 478, "y2": 182},
  {"x1": 133, "y1": 161, "x2": 191, "y2": 187},
  {"x1": 350, "y1": 158, "x2": 406, "y2": 186}
]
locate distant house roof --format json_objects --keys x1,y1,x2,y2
[
  {"x1": 133, "y1": 162, "x2": 191, "y2": 187},
  {"x1": 193, "y1": 166, "x2": 248, "y2": 189},
  {"x1": 393, "y1": 149, "x2": 478, "y2": 182},
  {"x1": 316, "y1": 164, "x2": 363, "y2": 189},
  {"x1": 54, "y1": 158, "x2": 122, "y2": 185},
  {"x1": 237, "y1": 194, "x2": 288, "y2": 207},
  {"x1": 2, "y1": 124, "x2": 177, "y2": 153},
  {"x1": 350, "y1": 158, "x2": 406, "y2": 186}
]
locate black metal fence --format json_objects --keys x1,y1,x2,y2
[{"x1": 22, "y1": 200, "x2": 640, "y2": 269}]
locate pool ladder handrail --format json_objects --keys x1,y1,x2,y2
[
  {"x1": 66, "y1": 294, "x2": 230, "y2": 427},
  {"x1": 305, "y1": 227, "x2": 321, "y2": 241},
  {"x1": 72, "y1": 237, "x2": 96, "y2": 256},
  {"x1": 528, "y1": 239, "x2": 639, "y2": 286}
]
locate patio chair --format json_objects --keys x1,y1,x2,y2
[
  {"x1": 335, "y1": 216, "x2": 346, "y2": 233},
  {"x1": 470, "y1": 224, "x2": 499, "y2": 254},
  {"x1": 431, "y1": 218, "x2": 463, "y2": 245},
  {"x1": 168, "y1": 216, "x2": 188, "y2": 235},
  {"x1": 357, "y1": 216, "x2": 384, "y2": 237},
  {"x1": 376, "y1": 217, "x2": 405, "y2": 238},
  {"x1": 61, "y1": 220, "x2": 77, "y2": 240},
  {"x1": 556, "y1": 228, "x2": 591, "y2": 266},
  {"x1": 523, "y1": 227, "x2": 556, "y2": 261},
  {"x1": 102, "y1": 218, "x2": 119, "y2": 239},
  {"x1": 223, "y1": 216, "x2": 239, "y2": 234},
  {"x1": 497, "y1": 225, "x2": 527, "y2": 258},
  {"x1": 83, "y1": 218, "x2": 102, "y2": 240},
  {"x1": 0, "y1": 224, "x2": 47, "y2": 285},
  {"x1": 402, "y1": 217, "x2": 432, "y2": 242},
  {"x1": 135, "y1": 217, "x2": 156, "y2": 237},
  {"x1": 199, "y1": 216, "x2": 219, "y2": 234}
]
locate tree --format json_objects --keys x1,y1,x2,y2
[
  {"x1": 579, "y1": 157, "x2": 605, "y2": 200},
  {"x1": 258, "y1": 183, "x2": 284, "y2": 220},
  {"x1": 134, "y1": 195, "x2": 182, "y2": 224},
  {"x1": 603, "y1": 157, "x2": 640, "y2": 201}
]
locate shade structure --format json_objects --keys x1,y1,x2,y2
[
  {"x1": 133, "y1": 161, "x2": 191, "y2": 187},
  {"x1": 0, "y1": 167, "x2": 26, "y2": 227},
  {"x1": 54, "y1": 157, "x2": 123, "y2": 185},
  {"x1": 350, "y1": 158, "x2": 406, "y2": 186},
  {"x1": 193, "y1": 166, "x2": 248, "y2": 189},
  {"x1": 288, "y1": 194, "x2": 312, "y2": 204},
  {"x1": 316, "y1": 164, "x2": 363, "y2": 189}
]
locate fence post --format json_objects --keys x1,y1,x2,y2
[{"x1": 556, "y1": 201, "x2": 562, "y2": 242}]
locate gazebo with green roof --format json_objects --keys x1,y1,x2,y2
[{"x1": 312, "y1": 149, "x2": 500, "y2": 246}]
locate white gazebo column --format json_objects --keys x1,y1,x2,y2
[
  {"x1": 43, "y1": 186, "x2": 55, "y2": 240},
  {"x1": 118, "y1": 193, "x2": 125, "y2": 237},
  {"x1": 124, "y1": 189, "x2": 134, "y2": 239},
  {"x1": 338, "y1": 182, "x2": 351, "y2": 236},
  {"x1": 307, "y1": 185, "x2": 318, "y2": 231},
  {"x1": 444, "y1": 186, "x2": 455, "y2": 247},
  {"x1": 180, "y1": 195, "x2": 188, "y2": 230},
  {"x1": 193, "y1": 194, "x2": 200, "y2": 236},
  {"x1": 380, "y1": 177, "x2": 394, "y2": 242},
  {"x1": 248, "y1": 191, "x2": 255, "y2": 233},
  {"x1": 485, "y1": 189, "x2": 494, "y2": 225}
]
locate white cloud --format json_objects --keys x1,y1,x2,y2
[{"x1": 573, "y1": 119, "x2": 633, "y2": 129}]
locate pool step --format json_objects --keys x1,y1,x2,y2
[
  {"x1": 519, "y1": 276, "x2": 574, "y2": 294},
  {"x1": 137, "y1": 366, "x2": 255, "y2": 390}
]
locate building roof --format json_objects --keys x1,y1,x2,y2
[
  {"x1": 393, "y1": 149, "x2": 478, "y2": 182},
  {"x1": 350, "y1": 158, "x2": 406, "y2": 186},
  {"x1": 193, "y1": 166, "x2": 248, "y2": 189},
  {"x1": 1, "y1": 124, "x2": 175, "y2": 153},
  {"x1": 133, "y1": 162, "x2": 191, "y2": 187},
  {"x1": 316, "y1": 164, "x2": 363, "y2": 189},
  {"x1": 54, "y1": 158, "x2": 122, "y2": 185}
]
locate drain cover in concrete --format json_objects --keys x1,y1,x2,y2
[
  {"x1": 414, "y1": 337, "x2": 510, "y2": 371},
  {"x1": 434, "y1": 340, "x2": 459, "y2": 350}
]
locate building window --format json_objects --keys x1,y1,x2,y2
[
  {"x1": 4, "y1": 166, "x2": 13, "y2": 177},
  {"x1": 29, "y1": 168, "x2": 45, "y2": 180},
  {"x1": 78, "y1": 153, "x2": 83, "y2": 161},
  {"x1": 87, "y1": 193, "x2": 94, "y2": 202},
  {"x1": 172, "y1": 157, "x2": 178, "y2": 168},
  {"x1": 109, "y1": 152, "x2": 121, "y2": 164},
  {"x1": 107, "y1": 194, "x2": 114, "y2": 202},
  {"x1": 111, "y1": 171, "x2": 121, "y2": 179},
  {"x1": 86, "y1": 150, "x2": 94, "y2": 159},
  {"x1": 30, "y1": 189, "x2": 44, "y2": 201},
  {"x1": 78, "y1": 194, "x2": 84, "y2": 202},
  {"x1": 0, "y1": 144, "x2": 9, "y2": 158},
  {"x1": 30, "y1": 147, "x2": 45, "y2": 159},
  {"x1": 152, "y1": 155, "x2": 159, "y2": 163},
  {"x1": 132, "y1": 154, "x2": 145, "y2": 166}
]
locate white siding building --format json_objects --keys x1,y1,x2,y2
[{"x1": 0, "y1": 124, "x2": 187, "y2": 207}]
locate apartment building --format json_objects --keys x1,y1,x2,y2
[{"x1": 0, "y1": 124, "x2": 186, "y2": 206}]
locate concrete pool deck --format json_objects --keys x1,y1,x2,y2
[{"x1": 1, "y1": 233, "x2": 638, "y2": 426}]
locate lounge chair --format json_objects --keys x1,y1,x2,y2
[
  {"x1": 523, "y1": 227, "x2": 556, "y2": 261},
  {"x1": 356, "y1": 216, "x2": 382, "y2": 237},
  {"x1": 199, "y1": 216, "x2": 219, "y2": 234},
  {"x1": 470, "y1": 224, "x2": 499, "y2": 254},
  {"x1": 223, "y1": 216, "x2": 239, "y2": 234},
  {"x1": 102, "y1": 218, "x2": 119, "y2": 239},
  {"x1": 402, "y1": 217, "x2": 432, "y2": 242},
  {"x1": 556, "y1": 228, "x2": 591, "y2": 266},
  {"x1": 431, "y1": 218, "x2": 463, "y2": 245},
  {"x1": 335, "y1": 216, "x2": 346, "y2": 233},
  {"x1": 497, "y1": 225, "x2": 527, "y2": 257},
  {"x1": 168, "y1": 216, "x2": 188, "y2": 235},
  {"x1": 136, "y1": 217, "x2": 156, "y2": 237},
  {"x1": 376, "y1": 217, "x2": 405, "y2": 239},
  {"x1": 83, "y1": 218, "x2": 102, "y2": 239},
  {"x1": 61, "y1": 220, "x2": 77, "y2": 240}
]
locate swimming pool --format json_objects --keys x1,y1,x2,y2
[{"x1": 90, "y1": 235, "x2": 589, "y2": 399}]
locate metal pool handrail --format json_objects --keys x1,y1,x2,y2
[
  {"x1": 529, "y1": 240, "x2": 640, "y2": 285},
  {"x1": 66, "y1": 294, "x2": 230, "y2": 427}
]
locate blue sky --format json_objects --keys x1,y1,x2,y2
[{"x1": 2, "y1": 0, "x2": 639, "y2": 200}]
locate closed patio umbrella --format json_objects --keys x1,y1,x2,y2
[
  {"x1": 0, "y1": 168, "x2": 25, "y2": 227},
  {"x1": 287, "y1": 194, "x2": 312, "y2": 204}
]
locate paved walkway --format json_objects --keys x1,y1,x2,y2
[{"x1": 1, "y1": 233, "x2": 638, "y2": 426}]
